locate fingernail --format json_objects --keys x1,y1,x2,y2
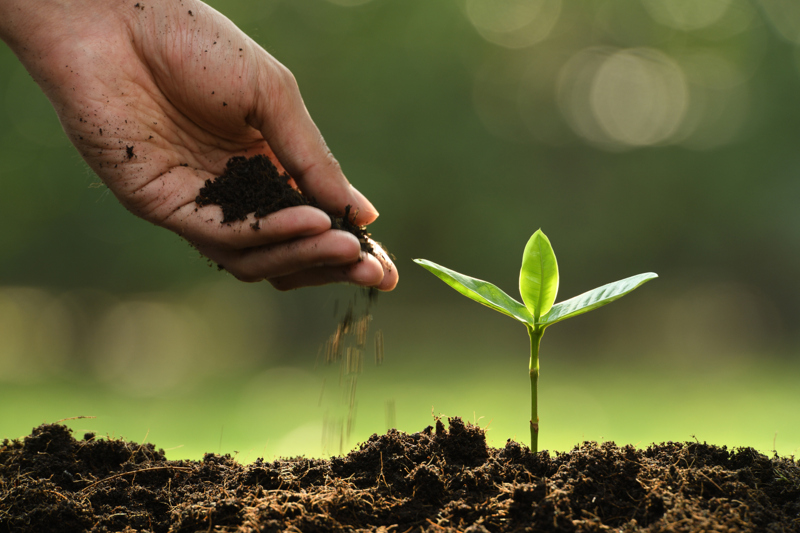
[{"x1": 350, "y1": 185, "x2": 379, "y2": 220}]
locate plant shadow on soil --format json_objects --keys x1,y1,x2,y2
[{"x1": 2, "y1": 419, "x2": 799, "y2": 532}]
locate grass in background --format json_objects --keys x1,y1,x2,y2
[{"x1": 2, "y1": 349, "x2": 798, "y2": 461}]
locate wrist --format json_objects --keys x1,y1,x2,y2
[
  {"x1": 0, "y1": 0, "x2": 127, "y2": 62},
  {"x1": 0, "y1": 0, "x2": 69, "y2": 52}
]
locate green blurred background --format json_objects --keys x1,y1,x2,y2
[{"x1": 2, "y1": 0, "x2": 800, "y2": 459}]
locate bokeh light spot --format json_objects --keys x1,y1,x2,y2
[
  {"x1": 0, "y1": 287, "x2": 74, "y2": 382},
  {"x1": 757, "y1": 0, "x2": 800, "y2": 44},
  {"x1": 558, "y1": 48, "x2": 688, "y2": 147},
  {"x1": 89, "y1": 301, "x2": 199, "y2": 396},
  {"x1": 641, "y1": 0, "x2": 732, "y2": 31},
  {"x1": 465, "y1": 0, "x2": 562, "y2": 49},
  {"x1": 696, "y1": 0, "x2": 759, "y2": 40},
  {"x1": 557, "y1": 47, "x2": 615, "y2": 147},
  {"x1": 558, "y1": 47, "x2": 694, "y2": 149},
  {"x1": 589, "y1": 48, "x2": 688, "y2": 147}
]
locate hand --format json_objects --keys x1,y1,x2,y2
[{"x1": 0, "y1": 0, "x2": 398, "y2": 291}]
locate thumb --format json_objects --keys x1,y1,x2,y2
[{"x1": 248, "y1": 57, "x2": 379, "y2": 225}]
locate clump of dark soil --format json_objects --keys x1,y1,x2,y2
[
  {"x1": 195, "y1": 155, "x2": 379, "y2": 256},
  {"x1": 2, "y1": 419, "x2": 799, "y2": 532}
]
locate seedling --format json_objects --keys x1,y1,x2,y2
[{"x1": 414, "y1": 229, "x2": 657, "y2": 452}]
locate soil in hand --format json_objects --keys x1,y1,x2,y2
[
  {"x1": 2, "y1": 419, "x2": 799, "y2": 532},
  {"x1": 195, "y1": 154, "x2": 381, "y2": 256}
]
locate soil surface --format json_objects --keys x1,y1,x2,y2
[
  {"x1": 2, "y1": 419, "x2": 798, "y2": 532},
  {"x1": 195, "y1": 155, "x2": 379, "y2": 256}
]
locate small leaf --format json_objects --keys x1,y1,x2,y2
[
  {"x1": 519, "y1": 230, "x2": 559, "y2": 320},
  {"x1": 414, "y1": 258, "x2": 533, "y2": 324},
  {"x1": 538, "y1": 272, "x2": 658, "y2": 327}
]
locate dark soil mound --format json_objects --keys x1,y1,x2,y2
[
  {"x1": 195, "y1": 155, "x2": 378, "y2": 255},
  {"x1": 2, "y1": 419, "x2": 799, "y2": 532},
  {"x1": 195, "y1": 155, "x2": 311, "y2": 223}
]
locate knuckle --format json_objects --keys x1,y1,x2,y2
[
  {"x1": 267, "y1": 62, "x2": 298, "y2": 101},
  {"x1": 231, "y1": 269, "x2": 262, "y2": 283},
  {"x1": 275, "y1": 63, "x2": 298, "y2": 90}
]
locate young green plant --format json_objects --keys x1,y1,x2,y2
[{"x1": 414, "y1": 229, "x2": 657, "y2": 453}]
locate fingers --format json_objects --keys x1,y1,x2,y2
[
  {"x1": 268, "y1": 240, "x2": 399, "y2": 291},
  {"x1": 269, "y1": 253, "x2": 383, "y2": 291},
  {"x1": 169, "y1": 204, "x2": 332, "y2": 251},
  {"x1": 199, "y1": 229, "x2": 399, "y2": 291},
  {"x1": 248, "y1": 58, "x2": 379, "y2": 225},
  {"x1": 200, "y1": 230, "x2": 362, "y2": 283},
  {"x1": 270, "y1": 252, "x2": 399, "y2": 291}
]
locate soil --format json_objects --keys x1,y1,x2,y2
[
  {"x1": 2, "y1": 419, "x2": 798, "y2": 532},
  {"x1": 195, "y1": 155, "x2": 380, "y2": 256}
]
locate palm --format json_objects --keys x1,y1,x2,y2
[{"x1": 55, "y1": 3, "x2": 279, "y2": 229}]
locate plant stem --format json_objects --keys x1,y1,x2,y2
[{"x1": 528, "y1": 325, "x2": 543, "y2": 453}]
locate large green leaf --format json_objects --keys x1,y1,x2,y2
[
  {"x1": 519, "y1": 230, "x2": 559, "y2": 320},
  {"x1": 538, "y1": 272, "x2": 658, "y2": 327},
  {"x1": 414, "y1": 258, "x2": 533, "y2": 324}
]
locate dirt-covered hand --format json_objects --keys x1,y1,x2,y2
[{"x1": 0, "y1": 0, "x2": 398, "y2": 291}]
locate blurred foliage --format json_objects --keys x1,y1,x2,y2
[{"x1": 2, "y1": 0, "x2": 800, "y2": 455}]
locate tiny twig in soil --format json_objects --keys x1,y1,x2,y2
[
  {"x1": 696, "y1": 470, "x2": 724, "y2": 494},
  {"x1": 44, "y1": 489, "x2": 69, "y2": 501},
  {"x1": 79, "y1": 466, "x2": 193, "y2": 494},
  {"x1": 55, "y1": 415, "x2": 96, "y2": 423},
  {"x1": 377, "y1": 451, "x2": 389, "y2": 491},
  {"x1": 133, "y1": 429, "x2": 151, "y2": 459}
]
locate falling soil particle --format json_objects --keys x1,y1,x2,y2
[
  {"x1": 319, "y1": 287, "x2": 381, "y2": 452},
  {"x1": 195, "y1": 154, "x2": 384, "y2": 257},
  {"x1": 2, "y1": 420, "x2": 799, "y2": 532}
]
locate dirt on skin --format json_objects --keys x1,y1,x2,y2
[{"x1": 2, "y1": 419, "x2": 799, "y2": 532}]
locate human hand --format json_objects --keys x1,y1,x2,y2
[{"x1": 0, "y1": 0, "x2": 397, "y2": 291}]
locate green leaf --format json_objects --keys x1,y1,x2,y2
[
  {"x1": 519, "y1": 229, "x2": 559, "y2": 320},
  {"x1": 414, "y1": 258, "x2": 533, "y2": 324},
  {"x1": 538, "y1": 272, "x2": 658, "y2": 327}
]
